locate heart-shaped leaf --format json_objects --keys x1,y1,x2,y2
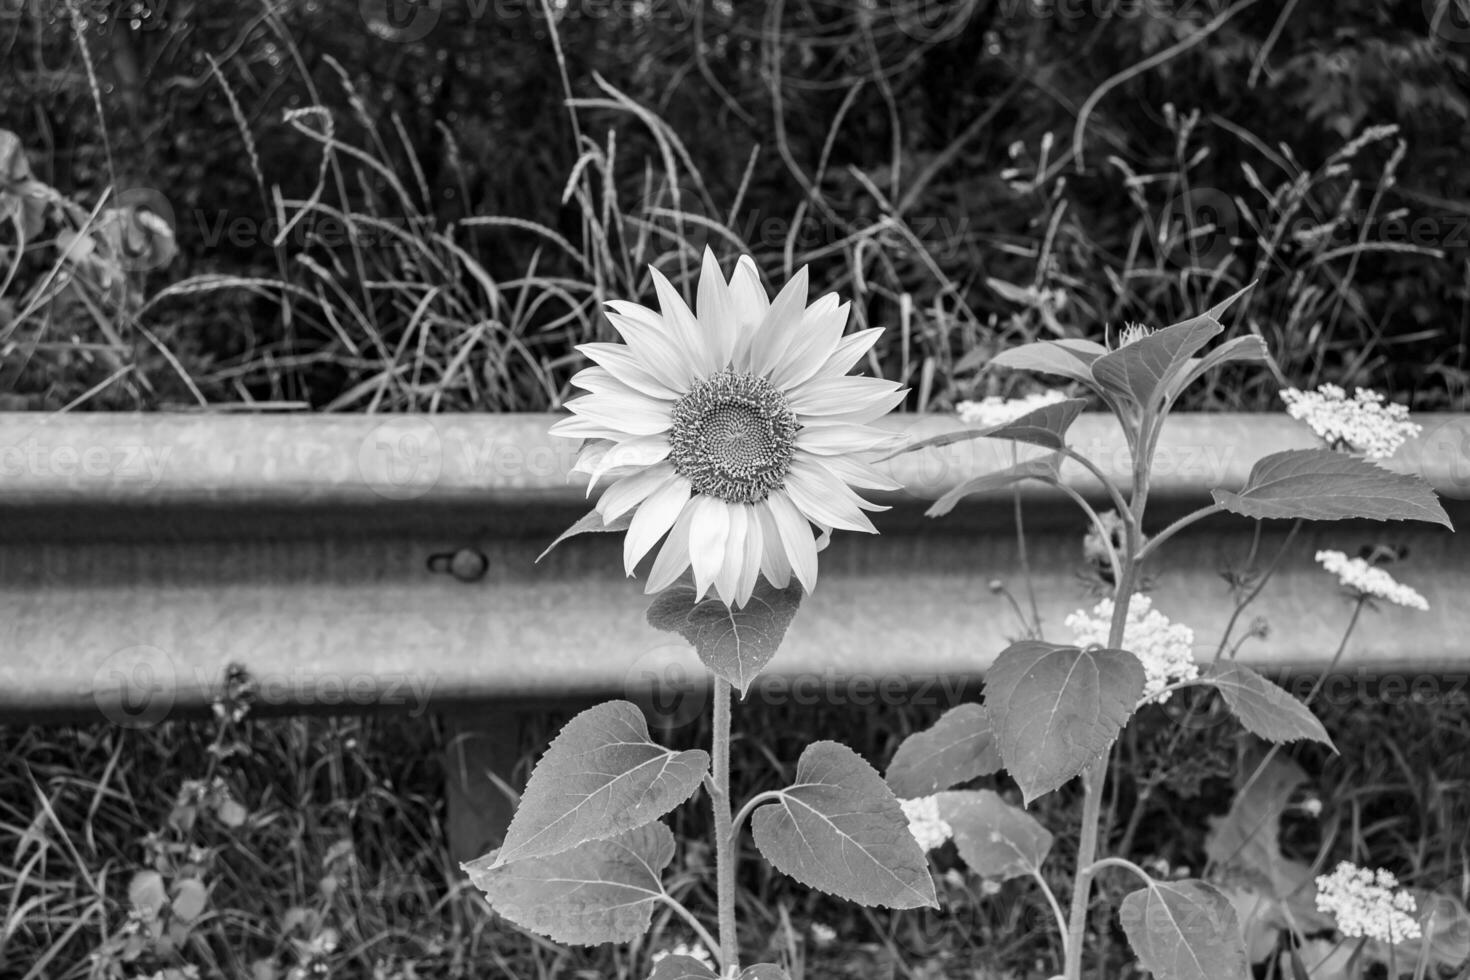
[
  {"x1": 985, "y1": 641, "x2": 1145, "y2": 803},
  {"x1": 495, "y1": 701, "x2": 708, "y2": 865},
  {"x1": 936, "y1": 789, "x2": 1053, "y2": 880},
  {"x1": 1120, "y1": 879, "x2": 1252, "y2": 980},
  {"x1": 647, "y1": 578, "x2": 803, "y2": 694},
  {"x1": 649, "y1": 957, "x2": 790, "y2": 980},
  {"x1": 464, "y1": 822, "x2": 674, "y2": 946},
  {"x1": 538, "y1": 507, "x2": 634, "y2": 562},
  {"x1": 885, "y1": 703, "x2": 1002, "y2": 798},
  {"x1": 926, "y1": 452, "x2": 1063, "y2": 517},
  {"x1": 751, "y1": 741, "x2": 938, "y2": 909},
  {"x1": 989, "y1": 338, "x2": 1107, "y2": 385},
  {"x1": 1212, "y1": 450, "x2": 1452, "y2": 528},
  {"x1": 1197, "y1": 663, "x2": 1334, "y2": 749}
]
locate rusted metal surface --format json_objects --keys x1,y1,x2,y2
[{"x1": 1, "y1": 412, "x2": 1466, "y2": 725}]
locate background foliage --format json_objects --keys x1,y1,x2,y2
[{"x1": 2, "y1": 0, "x2": 1468, "y2": 411}]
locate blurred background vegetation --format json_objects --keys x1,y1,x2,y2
[{"x1": 2, "y1": 0, "x2": 1468, "y2": 412}]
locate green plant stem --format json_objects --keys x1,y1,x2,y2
[
  {"x1": 1084, "y1": 856, "x2": 1154, "y2": 885},
  {"x1": 1031, "y1": 869, "x2": 1071, "y2": 963},
  {"x1": 711, "y1": 678, "x2": 738, "y2": 972},
  {"x1": 1134, "y1": 502, "x2": 1222, "y2": 563},
  {"x1": 659, "y1": 895, "x2": 722, "y2": 962},
  {"x1": 1064, "y1": 415, "x2": 1152, "y2": 980}
]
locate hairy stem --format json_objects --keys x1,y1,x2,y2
[{"x1": 711, "y1": 678, "x2": 738, "y2": 971}]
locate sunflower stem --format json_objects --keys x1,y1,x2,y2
[{"x1": 711, "y1": 677, "x2": 739, "y2": 971}]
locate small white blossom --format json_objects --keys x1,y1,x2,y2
[
  {"x1": 900, "y1": 796, "x2": 953, "y2": 852},
  {"x1": 956, "y1": 389, "x2": 1067, "y2": 428},
  {"x1": 1315, "y1": 550, "x2": 1428, "y2": 611},
  {"x1": 809, "y1": 922, "x2": 836, "y2": 947},
  {"x1": 1315, "y1": 861, "x2": 1421, "y2": 943},
  {"x1": 1066, "y1": 593, "x2": 1198, "y2": 703},
  {"x1": 1281, "y1": 384, "x2": 1420, "y2": 459},
  {"x1": 651, "y1": 942, "x2": 716, "y2": 971},
  {"x1": 979, "y1": 879, "x2": 1004, "y2": 896}
]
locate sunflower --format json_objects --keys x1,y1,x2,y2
[{"x1": 551, "y1": 249, "x2": 905, "y2": 607}]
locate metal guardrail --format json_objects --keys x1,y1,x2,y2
[{"x1": 1, "y1": 412, "x2": 1467, "y2": 726}]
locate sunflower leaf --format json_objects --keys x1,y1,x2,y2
[
  {"x1": 464, "y1": 823, "x2": 674, "y2": 946},
  {"x1": 1196, "y1": 663, "x2": 1334, "y2": 749},
  {"x1": 885, "y1": 703, "x2": 1002, "y2": 798},
  {"x1": 925, "y1": 452, "x2": 1063, "y2": 517},
  {"x1": 752, "y1": 741, "x2": 938, "y2": 909},
  {"x1": 494, "y1": 701, "x2": 708, "y2": 866},
  {"x1": 988, "y1": 338, "x2": 1108, "y2": 385},
  {"x1": 877, "y1": 399, "x2": 1085, "y2": 463},
  {"x1": 985, "y1": 641, "x2": 1145, "y2": 804},
  {"x1": 649, "y1": 959, "x2": 790, "y2": 980},
  {"x1": 647, "y1": 578, "x2": 803, "y2": 695},
  {"x1": 537, "y1": 507, "x2": 634, "y2": 562},
  {"x1": 936, "y1": 789, "x2": 1053, "y2": 880},
  {"x1": 1119, "y1": 879, "x2": 1253, "y2": 980},
  {"x1": 1212, "y1": 449, "x2": 1452, "y2": 528}
]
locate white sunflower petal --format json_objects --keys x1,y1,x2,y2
[
  {"x1": 603, "y1": 310, "x2": 697, "y2": 392},
  {"x1": 697, "y1": 246, "x2": 740, "y2": 369},
  {"x1": 786, "y1": 376, "x2": 906, "y2": 419},
  {"x1": 568, "y1": 391, "x2": 673, "y2": 436},
  {"x1": 756, "y1": 506, "x2": 792, "y2": 589},
  {"x1": 818, "y1": 327, "x2": 883, "y2": 378},
  {"x1": 747, "y1": 266, "x2": 809, "y2": 378},
  {"x1": 815, "y1": 453, "x2": 904, "y2": 493},
  {"x1": 770, "y1": 298, "x2": 849, "y2": 392},
  {"x1": 650, "y1": 266, "x2": 717, "y2": 375},
  {"x1": 785, "y1": 460, "x2": 879, "y2": 534},
  {"x1": 646, "y1": 506, "x2": 697, "y2": 594},
  {"x1": 765, "y1": 490, "x2": 818, "y2": 594},
  {"x1": 598, "y1": 463, "x2": 677, "y2": 523},
  {"x1": 577, "y1": 341, "x2": 684, "y2": 400},
  {"x1": 728, "y1": 256, "x2": 770, "y2": 340},
  {"x1": 736, "y1": 508, "x2": 764, "y2": 606},
  {"x1": 795, "y1": 423, "x2": 892, "y2": 456},
  {"x1": 714, "y1": 503, "x2": 748, "y2": 605},
  {"x1": 688, "y1": 496, "x2": 733, "y2": 600},
  {"x1": 624, "y1": 476, "x2": 693, "y2": 573},
  {"x1": 548, "y1": 414, "x2": 635, "y2": 442},
  {"x1": 589, "y1": 434, "x2": 671, "y2": 488}
]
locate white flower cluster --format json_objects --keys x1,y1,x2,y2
[
  {"x1": 651, "y1": 942, "x2": 716, "y2": 971},
  {"x1": 1066, "y1": 593, "x2": 1198, "y2": 703},
  {"x1": 900, "y1": 795, "x2": 953, "y2": 852},
  {"x1": 1281, "y1": 384, "x2": 1420, "y2": 459},
  {"x1": 1315, "y1": 550, "x2": 1428, "y2": 611},
  {"x1": 956, "y1": 389, "x2": 1067, "y2": 429},
  {"x1": 1315, "y1": 861, "x2": 1421, "y2": 943}
]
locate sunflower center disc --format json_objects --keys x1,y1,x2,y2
[{"x1": 669, "y1": 372, "x2": 798, "y2": 504}]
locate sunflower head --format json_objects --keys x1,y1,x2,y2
[{"x1": 550, "y1": 248, "x2": 905, "y2": 607}]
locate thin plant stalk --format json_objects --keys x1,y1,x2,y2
[{"x1": 711, "y1": 678, "x2": 738, "y2": 971}]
